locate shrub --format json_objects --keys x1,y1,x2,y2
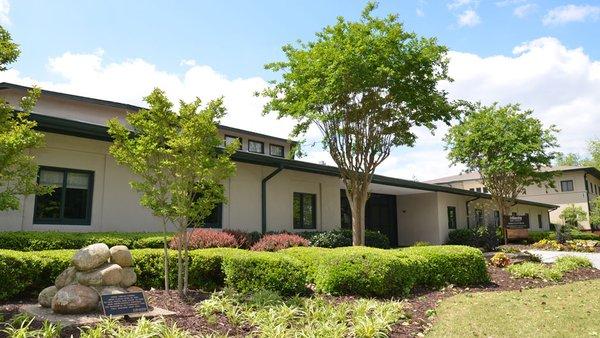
[
  {"x1": 532, "y1": 239, "x2": 598, "y2": 252},
  {"x1": 251, "y1": 233, "x2": 309, "y2": 251},
  {"x1": 169, "y1": 229, "x2": 238, "y2": 250},
  {"x1": 506, "y1": 262, "x2": 562, "y2": 281},
  {"x1": 400, "y1": 245, "x2": 489, "y2": 286},
  {"x1": 314, "y1": 247, "x2": 424, "y2": 297},
  {"x1": 0, "y1": 232, "x2": 173, "y2": 251},
  {"x1": 279, "y1": 247, "x2": 332, "y2": 283},
  {"x1": 412, "y1": 241, "x2": 432, "y2": 247},
  {"x1": 222, "y1": 230, "x2": 261, "y2": 249},
  {"x1": 308, "y1": 229, "x2": 390, "y2": 249},
  {"x1": 448, "y1": 227, "x2": 500, "y2": 250},
  {"x1": 554, "y1": 255, "x2": 593, "y2": 272},
  {"x1": 222, "y1": 252, "x2": 306, "y2": 295},
  {"x1": 447, "y1": 229, "x2": 476, "y2": 246},
  {"x1": 490, "y1": 252, "x2": 511, "y2": 267},
  {"x1": 131, "y1": 236, "x2": 167, "y2": 249},
  {"x1": 529, "y1": 230, "x2": 599, "y2": 243}
]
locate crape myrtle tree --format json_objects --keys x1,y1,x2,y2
[
  {"x1": 590, "y1": 197, "x2": 600, "y2": 231},
  {"x1": 558, "y1": 204, "x2": 587, "y2": 243},
  {"x1": 261, "y1": 2, "x2": 456, "y2": 245},
  {"x1": 0, "y1": 26, "x2": 50, "y2": 212},
  {"x1": 108, "y1": 89, "x2": 237, "y2": 294},
  {"x1": 444, "y1": 103, "x2": 558, "y2": 244}
]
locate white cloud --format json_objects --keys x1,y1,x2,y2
[
  {"x1": 448, "y1": 0, "x2": 476, "y2": 10},
  {"x1": 495, "y1": 0, "x2": 526, "y2": 7},
  {"x1": 457, "y1": 9, "x2": 481, "y2": 27},
  {"x1": 514, "y1": 3, "x2": 537, "y2": 18},
  {"x1": 416, "y1": 8, "x2": 425, "y2": 17},
  {"x1": 180, "y1": 59, "x2": 197, "y2": 67},
  {"x1": 543, "y1": 4, "x2": 600, "y2": 25},
  {"x1": 0, "y1": 0, "x2": 10, "y2": 26},
  {"x1": 1, "y1": 37, "x2": 598, "y2": 181}
]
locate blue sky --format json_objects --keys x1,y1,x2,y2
[{"x1": 2, "y1": 0, "x2": 600, "y2": 180}]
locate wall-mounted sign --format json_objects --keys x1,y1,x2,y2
[
  {"x1": 503, "y1": 215, "x2": 529, "y2": 229},
  {"x1": 101, "y1": 291, "x2": 149, "y2": 316}
]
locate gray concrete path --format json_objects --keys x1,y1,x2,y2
[{"x1": 526, "y1": 249, "x2": 600, "y2": 269}]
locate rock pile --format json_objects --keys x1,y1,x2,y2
[{"x1": 37, "y1": 243, "x2": 141, "y2": 314}]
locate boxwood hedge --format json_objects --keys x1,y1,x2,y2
[
  {"x1": 0, "y1": 245, "x2": 489, "y2": 300},
  {"x1": 0, "y1": 232, "x2": 173, "y2": 251}
]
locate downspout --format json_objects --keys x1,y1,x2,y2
[
  {"x1": 261, "y1": 165, "x2": 284, "y2": 234},
  {"x1": 584, "y1": 173, "x2": 592, "y2": 228},
  {"x1": 465, "y1": 196, "x2": 480, "y2": 229}
]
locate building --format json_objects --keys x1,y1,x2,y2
[
  {"x1": 427, "y1": 166, "x2": 600, "y2": 230},
  {"x1": 0, "y1": 83, "x2": 557, "y2": 246}
]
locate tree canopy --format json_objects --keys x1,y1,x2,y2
[{"x1": 261, "y1": 2, "x2": 455, "y2": 244}]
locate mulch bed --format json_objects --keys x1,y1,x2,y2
[{"x1": 1, "y1": 266, "x2": 599, "y2": 338}]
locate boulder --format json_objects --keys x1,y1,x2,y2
[
  {"x1": 76, "y1": 263, "x2": 123, "y2": 286},
  {"x1": 55, "y1": 266, "x2": 77, "y2": 290},
  {"x1": 126, "y1": 286, "x2": 143, "y2": 293},
  {"x1": 120, "y1": 267, "x2": 137, "y2": 288},
  {"x1": 38, "y1": 286, "x2": 58, "y2": 308},
  {"x1": 51, "y1": 284, "x2": 99, "y2": 314},
  {"x1": 72, "y1": 243, "x2": 110, "y2": 271},
  {"x1": 109, "y1": 245, "x2": 133, "y2": 267}
]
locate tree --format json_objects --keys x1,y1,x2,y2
[
  {"x1": 444, "y1": 103, "x2": 558, "y2": 244},
  {"x1": 108, "y1": 89, "x2": 237, "y2": 294},
  {"x1": 261, "y1": 2, "x2": 455, "y2": 245},
  {"x1": 590, "y1": 197, "x2": 600, "y2": 231},
  {"x1": 554, "y1": 152, "x2": 583, "y2": 167},
  {"x1": 558, "y1": 204, "x2": 587, "y2": 243},
  {"x1": 0, "y1": 26, "x2": 49, "y2": 212},
  {"x1": 586, "y1": 139, "x2": 600, "y2": 169}
]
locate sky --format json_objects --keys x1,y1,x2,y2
[{"x1": 1, "y1": 0, "x2": 599, "y2": 181}]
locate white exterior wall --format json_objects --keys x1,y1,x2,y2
[{"x1": 396, "y1": 192, "x2": 439, "y2": 246}]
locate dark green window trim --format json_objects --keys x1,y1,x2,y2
[
  {"x1": 269, "y1": 144, "x2": 284, "y2": 158},
  {"x1": 248, "y1": 139, "x2": 265, "y2": 154},
  {"x1": 293, "y1": 192, "x2": 317, "y2": 229},
  {"x1": 447, "y1": 206, "x2": 457, "y2": 229},
  {"x1": 33, "y1": 166, "x2": 94, "y2": 225}
]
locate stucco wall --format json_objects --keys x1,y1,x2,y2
[{"x1": 396, "y1": 192, "x2": 439, "y2": 246}]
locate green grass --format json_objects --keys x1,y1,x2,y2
[
  {"x1": 427, "y1": 280, "x2": 600, "y2": 337},
  {"x1": 197, "y1": 289, "x2": 405, "y2": 337}
]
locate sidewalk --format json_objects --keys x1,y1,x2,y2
[{"x1": 526, "y1": 249, "x2": 600, "y2": 269}]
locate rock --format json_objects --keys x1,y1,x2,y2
[
  {"x1": 55, "y1": 266, "x2": 77, "y2": 290},
  {"x1": 109, "y1": 245, "x2": 133, "y2": 267},
  {"x1": 100, "y1": 286, "x2": 127, "y2": 295},
  {"x1": 38, "y1": 286, "x2": 58, "y2": 308},
  {"x1": 51, "y1": 284, "x2": 99, "y2": 314},
  {"x1": 120, "y1": 267, "x2": 137, "y2": 288},
  {"x1": 72, "y1": 243, "x2": 110, "y2": 271},
  {"x1": 126, "y1": 286, "x2": 143, "y2": 293},
  {"x1": 76, "y1": 263, "x2": 123, "y2": 286}
]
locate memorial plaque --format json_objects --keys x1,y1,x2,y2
[{"x1": 101, "y1": 292, "x2": 149, "y2": 316}]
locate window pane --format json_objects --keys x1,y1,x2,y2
[
  {"x1": 248, "y1": 141, "x2": 263, "y2": 153},
  {"x1": 225, "y1": 136, "x2": 242, "y2": 149},
  {"x1": 303, "y1": 194, "x2": 314, "y2": 228},
  {"x1": 34, "y1": 187, "x2": 62, "y2": 220},
  {"x1": 203, "y1": 204, "x2": 222, "y2": 228},
  {"x1": 63, "y1": 172, "x2": 91, "y2": 220},
  {"x1": 39, "y1": 170, "x2": 63, "y2": 187},
  {"x1": 293, "y1": 193, "x2": 301, "y2": 228},
  {"x1": 270, "y1": 144, "x2": 284, "y2": 157}
]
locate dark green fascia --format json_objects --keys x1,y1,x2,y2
[{"x1": 31, "y1": 113, "x2": 112, "y2": 142}]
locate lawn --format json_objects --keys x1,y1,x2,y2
[{"x1": 427, "y1": 279, "x2": 600, "y2": 337}]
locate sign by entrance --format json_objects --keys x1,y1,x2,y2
[
  {"x1": 503, "y1": 215, "x2": 529, "y2": 229},
  {"x1": 101, "y1": 291, "x2": 149, "y2": 316}
]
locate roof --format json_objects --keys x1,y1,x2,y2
[
  {"x1": 0, "y1": 82, "x2": 295, "y2": 145},
  {"x1": 26, "y1": 112, "x2": 557, "y2": 210},
  {"x1": 427, "y1": 166, "x2": 600, "y2": 184}
]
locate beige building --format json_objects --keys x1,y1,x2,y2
[
  {"x1": 0, "y1": 83, "x2": 556, "y2": 246},
  {"x1": 427, "y1": 166, "x2": 600, "y2": 230}
]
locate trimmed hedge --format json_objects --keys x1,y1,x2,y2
[
  {"x1": 0, "y1": 232, "x2": 173, "y2": 251},
  {"x1": 0, "y1": 245, "x2": 489, "y2": 300},
  {"x1": 305, "y1": 229, "x2": 390, "y2": 249},
  {"x1": 222, "y1": 252, "x2": 306, "y2": 295},
  {"x1": 529, "y1": 230, "x2": 599, "y2": 242},
  {"x1": 400, "y1": 245, "x2": 489, "y2": 286}
]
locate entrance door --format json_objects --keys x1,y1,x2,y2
[{"x1": 340, "y1": 190, "x2": 398, "y2": 247}]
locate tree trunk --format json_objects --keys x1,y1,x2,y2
[
  {"x1": 176, "y1": 224, "x2": 184, "y2": 294},
  {"x1": 161, "y1": 218, "x2": 170, "y2": 291},
  {"x1": 183, "y1": 224, "x2": 190, "y2": 296},
  {"x1": 348, "y1": 190, "x2": 367, "y2": 246},
  {"x1": 499, "y1": 207, "x2": 508, "y2": 245}
]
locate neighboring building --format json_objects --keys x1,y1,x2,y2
[
  {"x1": 0, "y1": 83, "x2": 557, "y2": 246},
  {"x1": 427, "y1": 166, "x2": 600, "y2": 230}
]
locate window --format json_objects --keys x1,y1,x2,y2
[
  {"x1": 293, "y1": 192, "x2": 316, "y2": 229},
  {"x1": 483, "y1": 187, "x2": 489, "y2": 193},
  {"x1": 34, "y1": 167, "x2": 93, "y2": 225},
  {"x1": 269, "y1": 144, "x2": 284, "y2": 158},
  {"x1": 475, "y1": 209, "x2": 484, "y2": 226},
  {"x1": 475, "y1": 187, "x2": 482, "y2": 193},
  {"x1": 196, "y1": 203, "x2": 222, "y2": 228},
  {"x1": 494, "y1": 210, "x2": 500, "y2": 226},
  {"x1": 538, "y1": 214, "x2": 543, "y2": 229},
  {"x1": 224, "y1": 135, "x2": 242, "y2": 150},
  {"x1": 524, "y1": 213, "x2": 530, "y2": 228},
  {"x1": 248, "y1": 140, "x2": 264, "y2": 154},
  {"x1": 447, "y1": 206, "x2": 457, "y2": 229},
  {"x1": 560, "y1": 180, "x2": 574, "y2": 192},
  {"x1": 469, "y1": 188, "x2": 475, "y2": 191}
]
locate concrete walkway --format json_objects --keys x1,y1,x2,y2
[{"x1": 526, "y1": 249, "x2": 600, "y2": 269}]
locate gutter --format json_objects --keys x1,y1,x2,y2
[
  {"x1": 584, "y1": 172, "x2": 592, "y2": 219},
  {"x1": 465, "y1": 196, "x2": 480, "y2": 229},
  {"x1": 261, "y1": 165, "x2": 284, "y2": 234}
]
